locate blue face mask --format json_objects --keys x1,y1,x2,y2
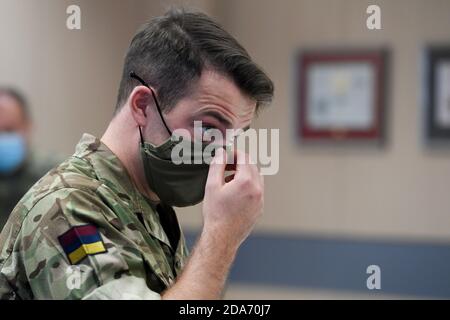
[{"x1": 0, "y1": 133, "x2": 26, "y2": 174}]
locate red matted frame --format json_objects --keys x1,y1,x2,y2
[{"x1": 298, "y1": 50, "x2": 388, "y2": 143}]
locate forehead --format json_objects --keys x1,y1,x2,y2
[
  {"x1": 191, "y1": 70, "x2": 257, "y2": 125},
  {"x1": 0, "y1": 95, "x2": 27, "y2": 129}
]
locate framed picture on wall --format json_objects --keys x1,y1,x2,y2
[
  {"x1": 424, "y1": 47, "x2": 450, "y2": 144},
  {"x1": 297, "y1": 49, "x2": 388, "y2": 145}
]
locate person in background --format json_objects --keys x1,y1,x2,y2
[{"x1": 0, "y1": 88, "x2": 57, "y2": 230}]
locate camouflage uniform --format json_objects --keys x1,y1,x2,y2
[
  {"x1": 0, "y1": 134, "x2": 189, "y2": 300},
  {"x1": 0, "y1": 154, "x2": 56, "y2": 229}
]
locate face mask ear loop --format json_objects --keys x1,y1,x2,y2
[
  {"x1": 139, "y1": 126, "x2": 145, "y2": 146},
  {"x1": 130, "y1": 71, "x2": 172, "y2": 137},
  {"x1": 148, "y1": 89, "x2": 172, "y2": 137}
]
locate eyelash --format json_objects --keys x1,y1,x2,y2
[
  {"x1": 193, "y1": 119, "x2": 221, "y2": 131},
  {"x1": 202, "y1": 124, "x2": 218, "y2": 131}
]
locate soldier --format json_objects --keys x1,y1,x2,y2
[
  {"x1": 0, "y1": 88, "x2": 57, "y2": 230},
  {"x1": 0, "y1": 8, "x2": 273, "y2": 300}
]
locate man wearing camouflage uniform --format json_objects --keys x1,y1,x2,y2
[{"x1": 0, "y1": 9, "x2": 273, "y2": 299}]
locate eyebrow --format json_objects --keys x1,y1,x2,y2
[
  {"x1": 194, "y1": 109, "x2": 252, "y2": 132},
  {"x1": 194, "y1": 110, "x2": 233, "y2": 128}
]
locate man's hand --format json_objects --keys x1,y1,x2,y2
[
  {"x1": 202, "y1": 148, "x2": 264, "y2": 249},
  {"x1": 162, "y1": 148, "x2": 264, "y2": 300}
]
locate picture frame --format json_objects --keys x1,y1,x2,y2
[
  {"x1": 297, "y1": 49, "x2": 388, "y2": 145},
  {"x1": 424, "y1": 46, "x2": 450, "y2": 145}
]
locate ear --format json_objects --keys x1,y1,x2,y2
[{"x1": 128, "y1": 85, "x2": 154, "y2": 127}]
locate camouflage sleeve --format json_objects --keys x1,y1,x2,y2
[{"x1": 17, "y1": 188, "x2": 161, "y2": 300}]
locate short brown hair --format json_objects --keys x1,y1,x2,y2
[{"x1": 115, "y1": 8, "x2": 274, "y2": 113}]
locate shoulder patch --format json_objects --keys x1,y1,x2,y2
[{"x1": 58, "y1": 224, "x2": 107, "y2": 265}]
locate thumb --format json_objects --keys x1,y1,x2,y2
[{"x1": 206, "y1": 147, "x2": 227, "y2": 187}]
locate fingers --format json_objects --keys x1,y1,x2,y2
[
  {"x1": 234, "y1": 150, "x2": 260, "y2": 181},
  {"x1": 206, "y1": 147, "x2": 227, "y2": 187}
]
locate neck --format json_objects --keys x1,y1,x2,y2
[{"x1": 101, "y1": 114, "x2": 159, "y2": 203}]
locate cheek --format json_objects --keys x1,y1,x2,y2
[
  {"x1": 0, "y1": 114, "x2": 11, "y2": 131},
  {"x1": 0, "y1": 121, "x2": 23, "y2": 133}
]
